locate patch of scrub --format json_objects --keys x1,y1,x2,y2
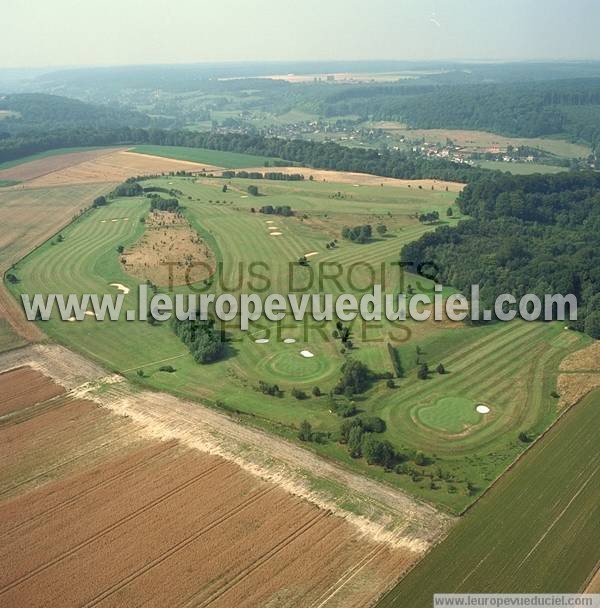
[
  {"x1": 255, "y1": 338, "x2": 270, "y2": 344},
  {"x1": 300, "y1": 350, "x2": 315, "y2": 358},
  {"x1": 417, "y1": 396, "x2": 481, "y2": 434},
  {"x1": 269, "y1": 232, "x2": 283, "y2": 236},
  {"x1": 110, "y1": 283, "x2": 130, "y2": 295},
  {"x1": 476, "y1": 404, "x2": 491, "y2": 414}
]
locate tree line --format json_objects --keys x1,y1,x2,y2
[{"x1": 402, "y1": 171, "x2": 600, "y2": 337}]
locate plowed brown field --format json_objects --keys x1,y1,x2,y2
[
  {"x1": 0, "y1": 365, "x2": 420, "y2": 608},
  {"x1": 0, "y1": 365, "x2": 64, "y2": 416}
]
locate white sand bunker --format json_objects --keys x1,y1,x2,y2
[
  {"x1": 110, "y1": 283, "x2": 130, "y2": 294},
  {"x1": 111, "y1": 219, "x2": 119, "y2": 222},
  {"x1": 476, "y1": 404, "x2": 491, "y2": 414},
  {"x1": 85, "y1": 311, "x2": 96, "y2": 318},
  {"x1": 100, "y1": 220, "x2": 107, "y2": 223},
  {"x1": 255, "y1": 338, "x2": 270, "y2": 344},
  {"x1": 67, "y1": 317, "x2": 76, "y2": 322},
  {"x1": 268, "y1": 226, "x2": 279, "y2": 230},
  {"x1": 283, "y1": 338, "x2": 296, "y2": 344},
  {"x1": 304, "y1": 252, "x2": 318, "y2": 257},
  {"x1": 270, "y1": 232, "x2": 283, "y2": 236},
  {"x1": 241, "y1": 195, "x2": 248, "y2": 198},
  {"x1": 266, "y1": 220, "x2": 275, "y2": 224},
  {"x1": 300, "y1": 350, "x2": 314, "y2": 358}
]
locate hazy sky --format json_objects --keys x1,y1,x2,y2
[{"x1": 2, "y1": 0, "x2": 600, "y2": 68}]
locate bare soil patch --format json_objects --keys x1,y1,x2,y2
[
  {"x1": 234, "y1": 166, "x2": 464, "y2": 192},
  {"x1": 23, "y1": 150, "x2": 222, "y2": 188},
  {"x1": 0, "y1": 366, "x2": 64, "y2": 416},
  {"x1": 122, "y1": 209, "x2": 215, "y2": 287}
]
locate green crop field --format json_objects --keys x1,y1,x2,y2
[
  {"x1": 130, "y1": 145, "x2": 283, "y2": 169},
  {"x1": 7, "y1": 174, "x2": 589, "y2": 511},
  {"x1": 476, "y1": 161, "x2": 568, "y2": 175},
  {"x1": 378, "y1": 389, "x2": 600, "y2": 605}
]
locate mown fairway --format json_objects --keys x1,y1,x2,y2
[
  {"x1": 378, "y1": 389, "x2": 600, "y2": 606},
  {"x1": 130, "y1": 145, "x2": 282, "y2": 168},
  {"x1": 8, "y1": 175, "x2": 589, "y2": 510}
]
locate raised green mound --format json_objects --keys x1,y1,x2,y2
[
  {"x1": 417, "y1": 396, "x2": 481, "y2": 434},
  {"x1": 256, "y1": 349, "x2": 332, "y2": 382}
]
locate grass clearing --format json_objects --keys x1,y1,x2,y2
[
  {"x1": 130, "y1": 145, "x2": 284, "y2": 169},
  {"x1": 475, "y1": 160, "x2": 569, "y2": 174}
]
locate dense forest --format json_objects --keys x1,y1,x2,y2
[
  {"x1": 319, "y1": 79, "x2": 600, "y2": 155},
  {"x1": 402, "y1": 172, "x2": 600, "y2": 337},
  {"x1": 0, "y1": 93, "x2": 151, "y2": 132}
]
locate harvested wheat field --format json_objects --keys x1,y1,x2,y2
[
  {"x1": 23, "y1": 150, "x2": 223, "y2": 188},
  {"x1": 0, "y1": 148, "x2": 125, "y2": 183},
  {"x1": 0, "y1": 352, "x2": 422, "y2": 608},
  {"x1": 122, "y1": 209, "x2": 216, "y2": 287},
  {"x1": 234, "y1": 166, "x2": 464, "y2": 192},
  {"x1": 557, "y1": 341, "x2": 600, "y2": 410}
]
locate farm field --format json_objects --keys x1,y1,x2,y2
[
  {"x1": 131, "y1": 145, "x2": 283, "y2": 169},
  {"x1": 475, "y1": 160, "x2": 568, "y2": 174},
  {"x1": 0, "y1": 146, "x2": 117, "y2": 171},
  {"x1": 0, "y1": 350, "x2": 425, "y2": 608},
  {"x1": 8, "y1": 173, "x2": 590, "y2": 512},
  {"x1": 377, "y1": 389, "x2": 600, "y2": 606},
  {"x1": 0, "y1": 147, "x2": 126, "y2": 182},
  {"x1": 367, "y1": 123, "x2": 592, "y2": 158}
]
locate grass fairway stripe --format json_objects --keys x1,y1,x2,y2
[{"x1": 377, "y1": 390, "x2": 600, "y2": 606}]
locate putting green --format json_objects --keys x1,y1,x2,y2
[
  {"x1": 417, "y1": 396, "x2": 482, "y2": 434},
  {"x1": 257, "y1": 349, "x2": 331, "y2": 380}
]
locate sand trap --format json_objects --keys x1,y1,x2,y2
[
  {"x1": 266, "y1": 220, "x2": 274, "y2": 224},
  {"x1": 300, "y1": 350, "x2": 314, "y2": 358},
  {"x1": 67, "y1": 317, "x2": 76, "y2": 322},
  {"x1": 283, "y1": 338, "x2": 296, "y2": 344},
  {"x1": 268, "y1": 226, "x2": 279, "y2": 230},
  {"x1": 476, "y1": 404, "x2": 490, "y2": 414},
  {"x1": 270, "y1": 232, "x2": 283, "y2": 236},
  {"x1": 255, "y1": 338, "x2": 270, "y2": 344},
  {"x1": 100, "y1": 220, "x2": 107, "y2": 223},
  {"x1": 304, "y1": 252, "x2": 319, "y2": 257},
  {"x1": 241, "y1": 195, "x2": 248, "y2": 198},
  {"x1": 84, "y1": 311, "x2": 96, "y2": 318},
  {"x1": 110, "y1": 283, "x2": 130, "y2": 295},
  {"x1": 111, "y1": 219, "x2": 119, "y2": 222}
]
